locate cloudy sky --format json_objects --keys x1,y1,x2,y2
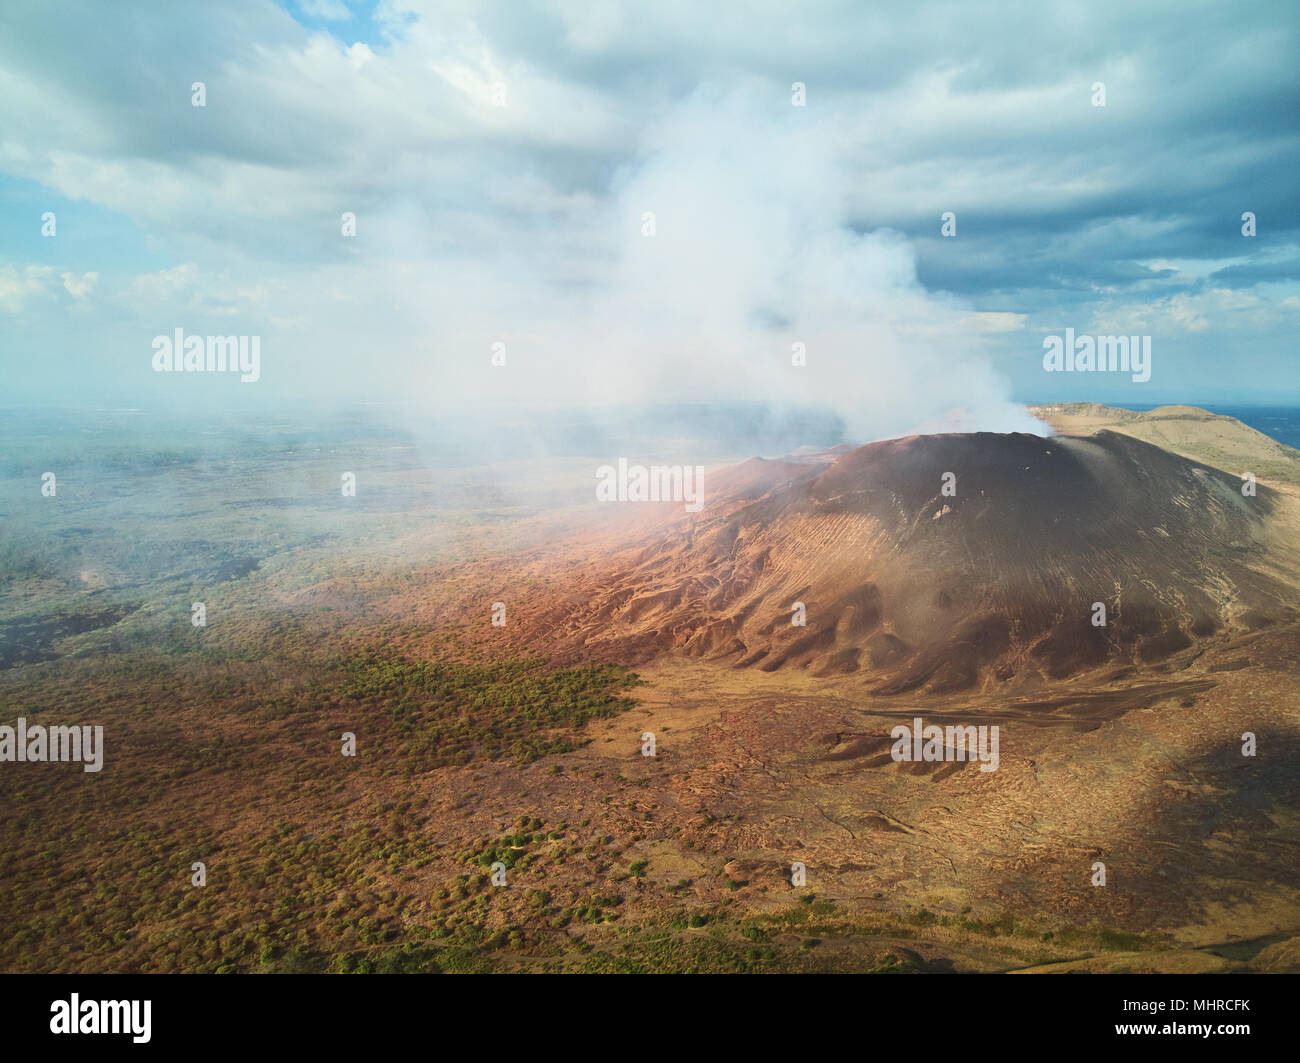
[{"x1": 1, "y1": 0, "x2": 1296, "y2": 437}]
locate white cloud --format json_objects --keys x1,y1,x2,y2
[
  {"x1": 965, "y1": 311, "x2": 1028, "y2": 333},
  {"x1": 0, "y1": 265, "x2": 57, "y2": 314},
  {"x1": 0, "y1": 0, "x2": 1294, "y2": 407},
  {"x1": 61, "y1": 271, "x2": 98, "y2": 299},
  {"x1": 298, "y1": 0, "x2": 352, "y2": 20},
  {"x1": 1089, "y1": 287, "x2": 1297, "y2": 336}
]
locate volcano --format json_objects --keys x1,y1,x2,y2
[{"x1": 530, "y1": 430, "x2": 1300, "y2": 694}]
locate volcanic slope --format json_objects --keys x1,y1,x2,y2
[
  {"x1": 524, "y1": 430, "x2": 1300, "y2": 694},
  {"x1": 1030, "y1": 402, "x2": 1300, "y2": 486}
]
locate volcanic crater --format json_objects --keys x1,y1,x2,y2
[{"x1": 515, "y1": 430, "x2": 1299, "y2": 695}]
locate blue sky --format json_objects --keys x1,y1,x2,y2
[{"x1": 1, "y1": 0, "x2": 1296, "y2": 436}]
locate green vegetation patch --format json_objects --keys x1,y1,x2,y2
[{"x1": 342, "y1": 654, "x2": 640, "y2": 767}]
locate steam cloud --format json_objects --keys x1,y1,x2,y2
[{"x1": 412, "y1": 85, "x2": 1047, "y2": 442}]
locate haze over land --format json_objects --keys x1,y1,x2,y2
[{"x1": 2, "y1": 402, "x2": 1297, "y2": 973}]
